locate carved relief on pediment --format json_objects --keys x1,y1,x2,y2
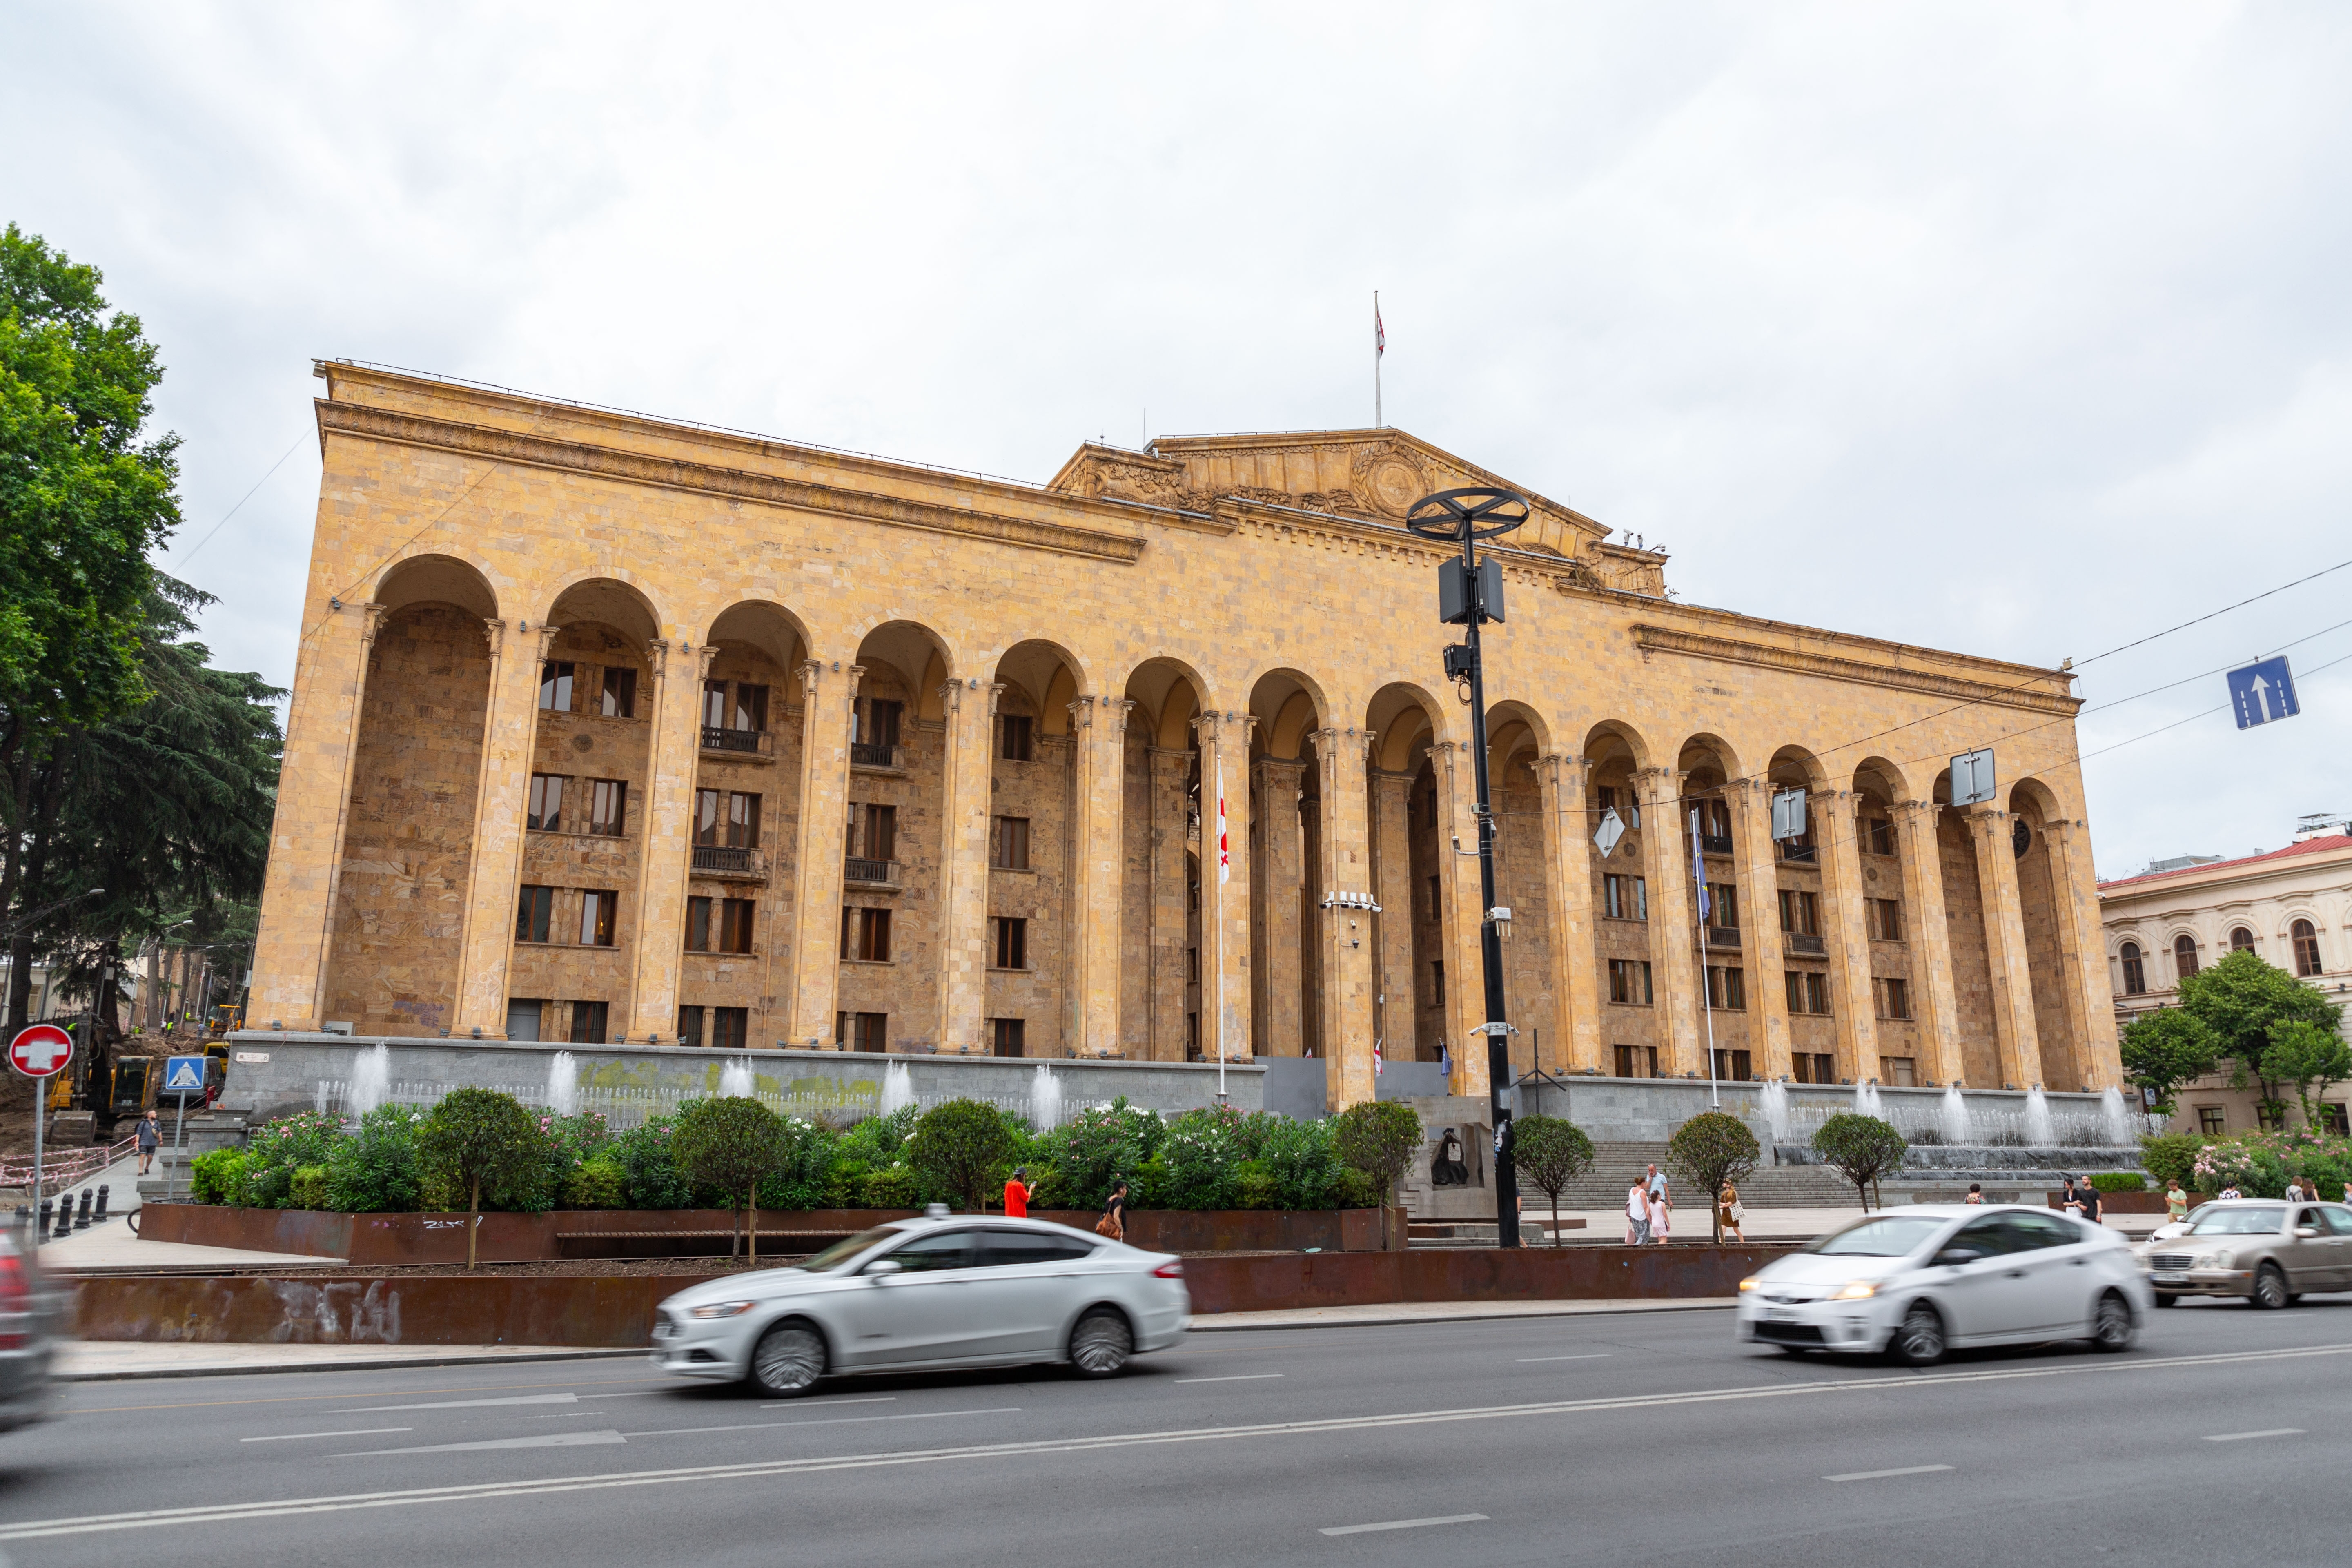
[{"x1": 1348, "y1": 443, "x2": 1434, "y2": 519}]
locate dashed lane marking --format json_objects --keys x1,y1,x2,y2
[
  {"x1": 2203, "y1": 1428, "x2": 2305, "y2": 1442},
  {"x1": 241, "y1": 1429, "x2": 412, "y2": 1444},
  {"x1": 1824, "y1": 1465, "x2": 1953, "y2": 1482},
  {"x1": 1319, "y1": 1514, "x2": 1488, "y2": 1536}
]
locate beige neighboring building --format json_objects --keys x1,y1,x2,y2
[
  {"x1": 248, "y1": 361, "x2": 2123, "y2": 1107},
  {"x1": 2100, "y1": 819, "x2": 2352, "y2": 1136}
]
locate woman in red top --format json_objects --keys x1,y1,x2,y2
[{"x1": 1002, "y1": 1167, "x2": 1034, "y2": 1217}]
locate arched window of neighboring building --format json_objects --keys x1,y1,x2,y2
[
  {"x1": 2120, "y1": 942, "x2": 2146, "y2": 996},
  {"x1": 2292, "y1": 919, "x2": 2323, "y2": 978},
  {"x1": 2230, "y1": 927, "x2": 2256, "y2": 953},
  {"x1": 2174, "y1": 934, "x2": 2199, "y2": 982}
]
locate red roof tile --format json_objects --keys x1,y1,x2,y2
[{"x1": 2100, "y1": 833, "x2": 2352, "y2": 891}]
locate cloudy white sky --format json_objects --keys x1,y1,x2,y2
[{"x1": 7, "y1": 2, "x2": 2348, "y2": 880}]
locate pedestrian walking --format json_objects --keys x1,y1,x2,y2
[
  {"x1": 1002, "y1": 1166, "x2": 1035, "y2": 1218},
  {"x1": 1647, "y1": 1181, "x2": 1672, "y2": 1243},
  {"x1": 2282, "y1": 1176, "x2": 2306, "y2": 1203},
  {"x1": 2078, "y1": 1180, "x2": 2103, "y2": 1226},
  {"x1": 1096, "y1": 1180, "x2": 1129, "y2": 1242},
  {"x1": 135, "y1": 1110, "x2": 160, "y2": 1176},
  {"x1": 1646, "y1": 1163, "x2": 1668, "y2": 1202},
  {"x1": 2342, "y1": 1180, "x2": 2351, "y2": 1206},
  {"x1": 2165, "y1": 1178, "x2": 2188, "y2": 1223},
  {"x1": 2060, "y1": 1176, "x2": 2081, "y2": 1219},
  {"x1": 1718, "y1": 1180, "x2": 1744, "y2": 1243},
  {"x1": 2217, "y1": 1181, "x2": 2243, "y2": 1201},
  {"x1": 1625, "y1": 1177, "x2": 1650, "y2": 1245},
  {"x1": 1964, "y1": 1183, "x2": 1985, "y2": 1205}
]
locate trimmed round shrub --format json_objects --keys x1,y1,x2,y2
[
  {"x1": 561, "y1": 1157, "x2": 628, "y2": 1209},
  {"x1": 325, "y1": 1104, "x2": 427, "y2": 1214},
  {"x1": 906, "y1": 1099, "x2": 1018, "y2": 1212}
]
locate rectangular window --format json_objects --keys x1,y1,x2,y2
[
  {"x1": 1778, "y1": 889, "x2": 1821, "y2": 935},
  {"x1": 1000, "y1": 714, "x2": 1034, "y2": 761},
  {"x1": 567, "y1": 1000, "x2": 608, "y2": 1045},
  {"x1": 588, "y1": 779, "x2": 627, "y2": 837},
  {"x1": 1603, "y1": 874, "x2": 1648, "y2": 922},
  {"x1": 579, "y1": 889, "x2": 617, "y2": 947},
  {"x1": 1785, "y1": 970, "x2": 1831, "y2": 1015},
  {"x1": 842, "y1": 906, "x2": 892, "y2": 962},
  {"x1": 1608, "y1": 959, "x2": 1654, "y2": 1006},
  {"x1": 2197, "y1": 1106, "x2": 2227, "y2": 1136},
  {"x1": 527, "y1": 774, "x2": 567, "y2": 832},
  {"x1": 1705, "y1": 965, "x2": 1745, "y2": 1010},
  {"x1": 538, "y1": 660, "x2": 575, "y2": 712},
  {"x1": 711, "y1": 1006, "x2": 747, "y2": 1052},
  {"x1": 1879, "y1": 1056, "x2": 1918, "y2": 1088},
  {"x1": 1427, "y1": 874, "x2": 1441, "y2": 920},
  {"x1": 857, "y1": 697, "x2": 903, "y2": 747},
  {"x1": 1874, "y1": 976, "x2": 1912, "y2": 1020},
  {"x1": 851, "y1": 802, "x2": 896, "y2": 862},
  {"x1": 702, "y1": 678, "x2": 728, "y2": 730},
  {"x1": 2321, "y1": 1103, "x2": 2349, "y2": 1137},
  {"x1": 1711, "y1": 1047, "x2": 1753, "y2": 1082},
  {"x1": 694, "y1": 788, "x2": 722, "y2": 846},
  {"x1": 1871, "y1": 898, "x2": 1903, "y2": 942},
  {"x1": 686, "y1": 896, "x2": 712, "y2": 952},
  {"x1": 1613, "y1": 1043, "x2": 1659, "y2": 1078},
  {"x1": 2257, "y1": 1102, "x2": 2287, "y2": 1131},
  {"x1": 718, "y1": 898, "x2": 755, "y2": 955},
  {"x1": 839, "y1": 1011, "x2": 888, "y2": 1052},
  {"x1": 676, "y1": 1004, "x2": 705, "y2": 1049},
  {"x1": 1867, "y1": 817, "x2": 1896, "y2": 856},
  {"x1": 991, "y1": 815, "x2": 1031, "y2": 870},
  {"x1": 515, "y1": 884, "x2": 554, "y2": 943},
  {"x1": 1708, "y1": 884, "x2": 1740, "y2": 930},
  {"x1": 1698, "y1": 798, "x2": 1733, "y2": 840},
  {"x1": 1432, "y1": 959, "x2": 1446, "y2": 1006},
  {"x1": 505, "y1": 998, "x2": 544, "y2": 1042},
  {"x1": 599, "y1": 666, "x2": 636, "y2": 719},
  {"x1": 992, "y1": 1017, "x2": 1027, "y2": 1057},
  {"x1": 733, "y1": 684, "x2": 768, "y2": 734},
  {"x1": 992, "y1": 916, "x2": 1028, "y2": 970},
  {"x1": 726, "y1": 792, "x2": 761, "y2": 849},
  {"x1": 1792, "y1": 1052, "x2": 1837, "y2": 1085}
]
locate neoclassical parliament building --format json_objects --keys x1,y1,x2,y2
[{"x1": 252, "y1": 363, "x2": 2123, "y2": 1107}]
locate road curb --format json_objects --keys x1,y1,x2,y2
[
  {"x1": 57, "y1": 1347, "x2": 648, "y2": 1383},
  {"x1": 1186, "y1": 1298, "x2": 1740, "y2": 1332}
]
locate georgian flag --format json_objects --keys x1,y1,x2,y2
[
  {"x1": 1374, "y1": 300, "x2": 1385, "y2": 357},
  {"x1": 1217, "y1": 762, "x2": 1230, "y2": 884}
]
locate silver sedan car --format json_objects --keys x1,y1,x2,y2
[
  {"x1": 1738, "y1": 1205, "x2": 2151, "y2": 1365},
  {"x1": 651, "y1": 1214, "x2": 1190, "y2": 1396},
  {"x1": 2138, "y1": 1199, "x2": 2352, "y2": 1307}
]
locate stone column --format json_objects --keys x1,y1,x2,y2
[
  {"x1": 1250, "y1": 755, "x2": 1307, "y2": 1056},
  {"x1": 1532, "y1": 753, "x2": 1601, "y2": 1074},
  {"x1": 1817, "y1": 788, "x2": 1881, "y2": 1082},
  {"x1": 1316, "y1": 728, "x2": 1379, "y2": 1110},
  {"x1": 1428, "y1": 740, "x2": 1488, "y2": 1096},
  {"x1": 2042, "y1": 815, "x2": 2119, "y2": 1088},
  {"x1": 625, "y1": 639, "x2": 702, "y2": 1042},
  {"x1": 1892, "y1": 800, "x2": 1962, "y2": 1085},
  {"x1": 1069, "y1": 696, "x2": 1134, "y2": 1057},
  {"x1": 1634, "y1": 767, "x2": 1701, "y2": 1077},
  {"x1": 1193, "y1": 712, "x2": 1255, "y2": 1060},
  {"x1": 448, "y1": 614, "x2": 551, "y2": 1038},
  {"x1": 1728, "y1": 779, "x2": 1793, "y2": 1081},
  {"x1": 933, "y1": 677, "x2": 999, "y2": 1055},
  {"x1": 786, "y1": 660, "x2": 860, "y2": 1048},
  {"x1": 1368, "y1": 768, "x2": 1416, "y2": 1071},
  {"x1": 1146, "y1": 746, "x2": 1194, "y2": 1062},
  {"x1": 1966, "y1": 804, "x2": 2046, "y2": 1089}
]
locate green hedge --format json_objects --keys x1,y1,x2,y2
[{"x1": 2087, "y1": 1171, "x2": 2146, "y2": 1192}]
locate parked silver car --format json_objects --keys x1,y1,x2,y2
[
  {"x1": 1737, "y1": 1205, "x2": 2149, "y2": 1365},
  {"x1": 651, "y1": 1214, "x2": 1190, "y2": 1396},
  {"x1": 0, "y1": 1227, "x2": 62, "y2": 1432},
  {"x1": 2137, "y1": 1200, "x2": 2352, "y2": 1308}
]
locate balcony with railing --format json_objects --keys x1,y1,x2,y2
[
  {"x1": 691, "y1": 844, "x2": 766, "y2": 880},
  {"x1": 701, "y1": 725, "x2": 772, "y2": 759},
  {"x1": 843, "y1": 856, "x2": 901, "y2": 890},
  {"x1": 1705, "y1": 925, "x2": 1743, "y2": 950},
  {"x1": 1777, "y1": 841, "x2": 1818, "y2": 865},
  {"x1": 1698, "y1": 833, "x2": 1734, "y2": 857},
  {"x1": 1783, "y1": 931, "x2": 1826, "y2": 956},
  {"x1": 850, "y1": 741, "x2": 905, "y2": 772}
]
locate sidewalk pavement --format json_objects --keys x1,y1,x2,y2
[
  {"x1": 1523, "y1": 1205, "x2": 2167, "y2": 1243},
  {"x1": 35, "y1": 1221, "x2": 329, "y2": 1272}
]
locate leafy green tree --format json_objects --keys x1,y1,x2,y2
[
  {"x1": 1508, "y1": 1116, "x2": 1594, "y2": 1247},
  {"x1": 2119, "y1": 1007, "x2": 2223, "y2": 1117},
  {"x1": 2175, "y1": 949, "x2": 2344, "y2": 1117},
  {"x1": 325, "y1": 1104, "x2": 428, "y2": 1214},
  {"x1": 417, "y1": 1088, "x2": 542, "y2": 1267},
  {"x1": 2138, "y1": 1131, "x2": 2205, "y2": 1192},
  {"x1": 2261, "y1": 1019, "x2": 2352, "y2": 1133},
  {"x1": 906, "y1": 1098, "x2": 1018, "y2": 1213},
  {"x1": 1811, "y1": 1114, "x2": 1907, "y2": 1212},
  {"x1": 1333, "y1": 1100, "x2": 1424, "y2": 1248},
  {"x1": 1667, "y1": 1111, "x2": 1762, "y2": 1243},
  {"x1": 672, "y1": 1096, "x2": 792, "y2": 1259}
]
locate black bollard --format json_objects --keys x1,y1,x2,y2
[
  {"x1": 75, "y1": 1188, "x2": 93, "y2": 1230},
  {"x1": 53, "y1": 1196, "x2": 73, "y2": 1240},
  {"x1": 38, "y1": 1198, "x2": 54, "y2": 1238},
  {"x1": 94, "y1": 1184, "x2": 110, "y2": 1223},
  {"x1": 11, "y1": 1205, "x2": 25, "y2": 1236}
]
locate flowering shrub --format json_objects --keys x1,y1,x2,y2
[
  {"x1": 1031, "y1": 1099, "x2": 1160, "y2": 1209},
  {"x1": 2190, "y1": 1131, "x2": 2352, "y2": 1200},
  {"x1": 241, "y1": 1111, "x2": 348, "y2": 1207},
  {"x1": 325, "y1": 1104, "x2": 428, "y2": 1213}
]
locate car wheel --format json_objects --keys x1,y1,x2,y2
[
  {"x1": 1891, "y1": 1302, "x2": 1946, "y2": 1367},
  {"x1": 2152, "y1": 1291, "x2": 2178, "y2": 1308},
  {"x1": 1068, "y1": 1307, "x2": 1134, "y2": 1378},
  {"x1": 749, "y1": 1321, "x2": 827, "y2": 1397},
  {"x1": 2251, "y1": 1264, "x2": 2289, "y2": 1310},
  {"x1": 2090, "y1": 1292, "x2": 2135, "y2": 1352}
]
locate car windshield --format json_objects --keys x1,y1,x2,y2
[
  {"x1": 2185, "y1": 1206, "x2": 2286, "y2": 1236},
  {"x1": 797, "y1": 1226, "x2": 905, "y2": 1271},
  {"x1": 1806, "y1": 1214, "x2": 1948, "y2": 1257}
]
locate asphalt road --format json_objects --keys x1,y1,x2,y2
[{"x1": 3, "y1": 1294, "x2": 2347, "y2": 1568}]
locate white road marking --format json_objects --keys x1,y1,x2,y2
[
  {"x1": 240, "y1": 1429, "x2": 412, "y2": 1444},
  {"x1": 1173, "y1": 1374, "x2": 1284, "y2": 1384},
  {"x1": 1825, "y1": 1465, "x2": 1954, "y2": 1482},
  {"x1": 336, "y1": 1392, "x2": 579, "y2": 1412},
  {"x1": 758, "y1": 1396, "x2": 898, "y2": 1410},
  {"x1": 628, "y1": 1406, "x2": 1020, "y2": 1438},
  {"x1": 578, "y1": 1392, "x2": 661, "y2": 1401},
  {"x1": 1320, "y1": 1514, "x2": 1488, "y2": 1536},
  {"x1": 14, "y1": 1340, "x2": 2352, "y2": 1541},
  {"x1": 1515, "y1": 1354, "x2": 1611, "y2": 1363},
  {"x1": 2203, "y1": 1428, "x2": 2305, "y2": 1442},
  {"x1": 337, "y1": 1430, "x2": 628, "y2": 1457}
]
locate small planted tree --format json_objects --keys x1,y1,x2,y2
[
  {"x1": 1509, "y1": 1115, "x2": 1595, "y2": 1246},
  {"x1": 2261, "y1": 1018, "x2": 2352, "y2": 1133},
  {"x1": 1333, "y1": 1100, "x2": 1423, "y2": 1249},
  {"x1": 1811, "y1": 1113, "x2": 1907, "y2": 1212},
  {"x1": 417, "y1": 1088, "x2": 541, "y2": 1268},
  {"x1": 672, "y1": 1096, "x2": 792, "y2": 1260},
  {"x1": 906, "y1": 1098, "x2": 1018, "y2": 1213},
  {"x1": 1666, "y1": 1111, "x2": 1761, "y2": 1243}
]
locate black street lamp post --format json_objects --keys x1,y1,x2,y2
[{"x1": 1406, "y1": 487, "x2": 1527, "y2": 1248}]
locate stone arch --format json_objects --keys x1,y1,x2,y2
[
  {"x1": 1245, "y1": 670, "x2": 1327, "y2": 1059},
  {"x1": 1765, "y1": 744, "x2": 1828, "y2": 792},
  {"x1": 854, "y1": 620, "x2": 957, "y2": 721},
  {"x1": 1121, "y1": 657, "x2": 1214, "y2": 1061},
  {"x1": 372, "y1": 552, "x2": 498, "y2": 621},
  {"x1": 1582, "y1": 719, "x2": 1651, "y2": 771},
  {"x1": 2006, "y1": 776, "x2": 2078, "y2": 1085},
  {"x1": 543, "y1": 575, "x2": 661, "y2": 648},
  {"x1": 1121, "y1": 657, "x2": 1213, "y2": 750},
  {"x1": 1368, "y1": 682, "x2": 1448, "y2": 772},
  {"x1": 994, "y1": 639, "x2": 1087, "y2": 732},
  {"x1": 1851, "y1": 754, "x2": 1914, "y2": 806},
  {"x1": 1247, "y1": 668, "x2": 1328, "y2": 760},
  {"x1": 705, "y1": 600, "x2": 811, "y2": 673},
  {"x1": 1675, "y1": 731, "x2": 1741, "y2": 786}
]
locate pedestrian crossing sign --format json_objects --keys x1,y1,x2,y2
[{"x1": 164, "y1": 1055, "x2": 206, "y2": 1096}]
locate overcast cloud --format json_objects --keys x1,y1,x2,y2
[{"x1": 5, "y1": 2, "x2": 2347, "y2": 880}]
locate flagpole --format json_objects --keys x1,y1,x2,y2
[
  {"x1": 1216, "y1": 757, "x2": 1227, "y2": 1102},
  {"x1": 1694, "y1": 807, "x2": 1720, "y2": 1108},
  {"x1": 1373, "y1": 291, "x2": 1383, "y2": 427}
]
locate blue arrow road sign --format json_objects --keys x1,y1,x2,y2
[
  {"x1": 2227, "y1": 657, "x2": 2300, "y2": 730},
  {"x1": 163, "y1": 1054, "x2": 207, "y2": 1096}
]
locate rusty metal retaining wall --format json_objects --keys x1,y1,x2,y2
[{"x1": 1180, "y1": 1245, "x2": 1793, "y2": 1315}]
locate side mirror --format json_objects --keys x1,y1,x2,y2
[
  {"x1": 864, "y1": 1258, "x2": 903, "y2": 1279},
  {"x1": 2294, "y1": 1227, "x2": 2321, "y2": 1239},
  {"x1": 1933, "y1": 1247, "x2": 1982, "y2": 1268}
]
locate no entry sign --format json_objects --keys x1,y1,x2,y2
[{"x1": 8, "y1": 1023, "x2": 75, "y2": 1078}]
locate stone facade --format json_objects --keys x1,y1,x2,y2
[{"x1": 250, "y1": 363, "x2": 2123, "y2": 1105}]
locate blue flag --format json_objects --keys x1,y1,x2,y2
[{"x1": 1690, "y1": 808, "x2": 1710, "y2": 923}]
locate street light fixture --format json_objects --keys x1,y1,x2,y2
[{"x1": 1405, "y1": 486, "x2": 1528, "y2": 1249}]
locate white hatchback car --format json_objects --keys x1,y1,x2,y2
[
  {"x1": 1737, "y1": 1205, "x2": 2151, "y2": 1365},
  {"x1": 651, "y1": 1214, "x2": 1191, "y2": 1396}
]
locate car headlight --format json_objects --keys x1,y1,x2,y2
[
  {"x1": 688, "y1": 1300, "x2": 757, "y2": 1319},
  {"x1": 1739, "y1": 1276, "x2": 1761, "y2": 1293},
  {"x1": 1830, "y1": 1281, "x2": 1877, "y2": 1301}
]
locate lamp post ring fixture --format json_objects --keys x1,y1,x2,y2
[{"x1": 1403, "y1": 487, "x2": 1530, "y2": 544}]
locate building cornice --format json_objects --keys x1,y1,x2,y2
[
  {"x1": 315, "y1": 399, "x2": 1149, "y2": 566},
  {"x1": 1631, "y1": 625, "x2": 2081, "y2": 717}
]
